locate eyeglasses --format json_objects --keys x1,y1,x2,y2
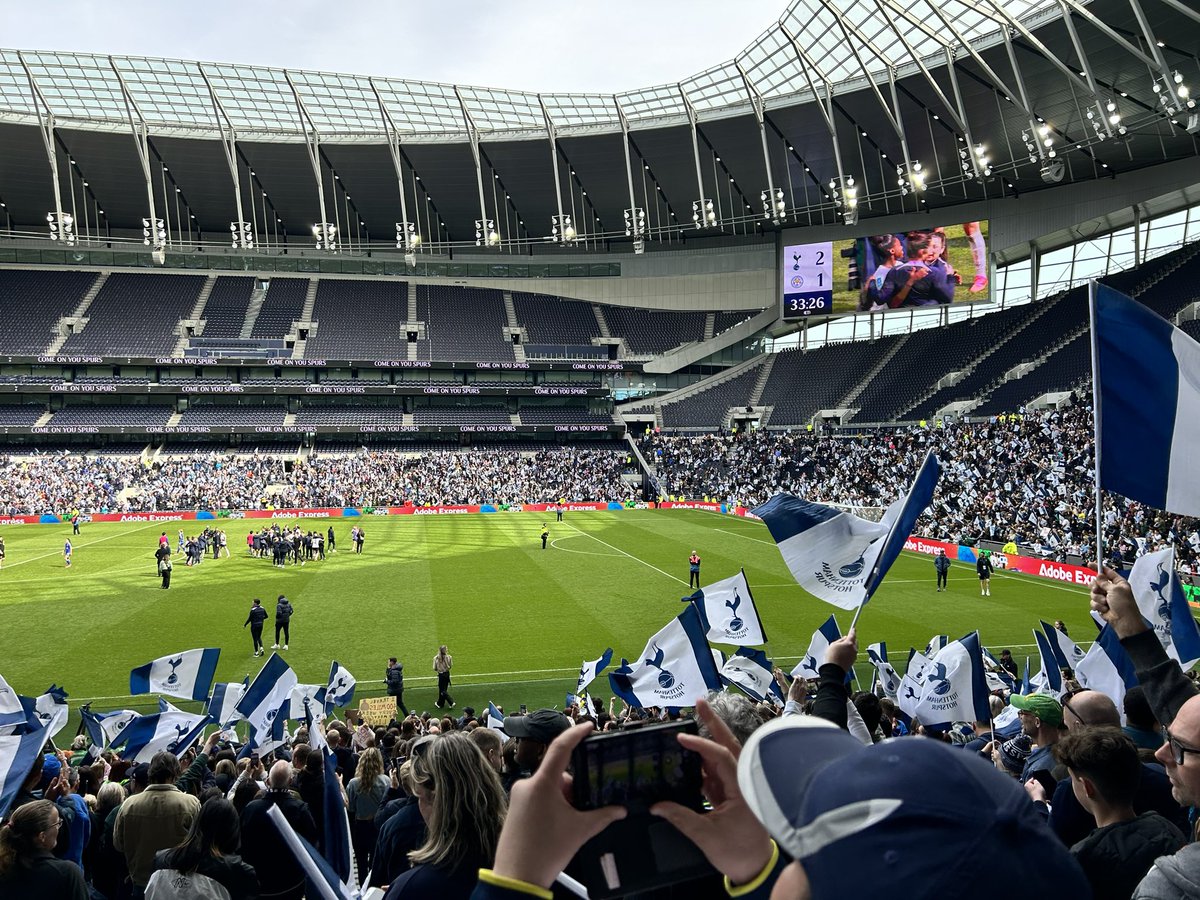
[
  {"x1": 1165, "y1": 728, "x2": 1200, "y2": 766},
  {"x1": 1063, "y1": 702, "x2": 1089, "y2": 729}
]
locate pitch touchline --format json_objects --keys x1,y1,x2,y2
[
  {"x1": 559, "y1": 521, "x2": 690, "y2": 586},
  {"x1": 714, "y1": 528, "x2": 775, "y2": 545},
  {"x1": 1, "y1": 521, "x2": 166, "y2": 570}
]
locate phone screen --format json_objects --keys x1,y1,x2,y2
[{"x1": 571, "y1": 720, "x2": 703, "y2": 814}]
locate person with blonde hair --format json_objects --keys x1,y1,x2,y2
[
  {"x1": 384, "y1": 731, "x2": 506, "y2": 898},
  {"x1": 347, "y1": 746, "x2": 390, "y2": 881},
  {"x1": 0, "y1": 799, "x2": 87, "y2": 899}
]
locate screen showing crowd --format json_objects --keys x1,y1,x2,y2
[{"x1": 781, "y1": 221, "x2": 990, "y2": 318}]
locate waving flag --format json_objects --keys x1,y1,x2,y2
[
  {"x1": 753, "y1": 452, "x2": 940, "y2": 611},
  {"x1": 109, "y1": 709, "x2": 211, "y2": 763},
  {"x1": 304, "y1": 700, "x2": 355, "y2": 889},
  {"x1": 1032, "y1": 627, "x2": 1065, "y2": 698},
  {"x1": 866, "y1": 642, "x2": 901, "y2": 700},
  {"x1": 290, "y1": 684, "x2": 328, "y2": 722},
  {"x1": 682, "y1": 569, "x2": 767, "y2": 645},
  {"x1": 906, "y1": 648, "x2": 933, "y2": 682},
  {"x1": 791, "y1": 615, "x2": 841, "y2": 679},
  {"x1": 576, "y1": 648, "x2": 614, "y2": 694},
  {"x1": 1129, "y1": 548, "x2": 1200, "y2": 670},
  {"x1": 206, "y1": 681, "x2": 248, "y2": 728},
  {"x1": 0, "y1": 673, "x2": 25, "y2": 730},
  {"x1": 486, "y1": 702, "x2": 506, "y2": 733},
  {"x1": 1076, "y1": 625, "x2": 1139, "y2": 723},
  {"x1": 1092, "y1": 282, "x2": 1200, "y2": 517},
  {"x1": 266, "y1": 804, "x2": 355, "y2": 900},
  {"x1": 130, "y1": 648, "x2": 220, "y2": 702},
  {"x1": 80, "y1": 707, "x2": 139, "y2": 751},
  {"x1": 325, "y1": 661, "x2": 356, "y2": 713},
  {"x1": 236, "y1": 653, "x2": 298, "y2": 738},
  {"x1": 1039, "y1": 621, "x2": 1086, "y2": 671},
  {"x1": 925, "y1": 635, "x2": 949, "y2": 657},
  {"x1": 897, "y1": 673, "x2": 923, "y2": 721},
  {"x1": 909, "y1": 632, "x2": 991, "y2": 729},
  {"x1": 1021, "y1": 656, "x2": 1032, "y2": 695},
  {"x1": 721, "y1": 648, "x2": 785, "y2": 706},
  {"x1": 0, "y1": 724, "x2": 47, "y2": 819},
  {"x1": 24, "y1": 685, "x2": 70, "y2": 741},
  {"x1": 610, "y1": 604, "x2": 723, "y2": 708}
]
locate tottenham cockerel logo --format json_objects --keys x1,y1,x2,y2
[
  {"x1": 726, "y1": 591, "x2": 744, "y2": 632},
  {"x1": 645, "y1": 644, "x2": 675, "y2": 690}
]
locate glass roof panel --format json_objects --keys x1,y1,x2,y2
[
  {"x1": 681, "y1": 61, "x2": 746, "y2": 111},
  {"x1": 541, "y1": 93, "x2": 619, "y2": 128},
  {"x1": 200, "y1": 63, "x2": 300, "y2": 132},
  {"x1": 616, "y1": 83, "x2": 686, "y2": 123},
  {"x1": 0, "y1": 49, "x2": 36, "y2": 115},
  {"x1": 458, "y1": 86, "x2": 543, "y2": 132},
  {"x1": 288, "y1": 70, "x2": 385, "y2": 134},
  {"x1": 20, "y1": 50, "x2": 126, "y2": 121},
  {"x1": 371, "y1": 78, "x2": 465, "y2": 135},
  {"x1": 111, "y1": 57, "x2": 215, "y2": 127}
]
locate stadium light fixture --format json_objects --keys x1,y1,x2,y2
[
  {"x1": 624, "y1": 207, "x2": 646, "y2": 239},
  {"x1": 395, "y1": 221, "x2": 421, "y2": 251},
  {"x1": 47, "y1": 212, "x2": 76, "y2": 246},
  {"x1": 1152, "y1": 72, "x2": 1195, "y2": 117},
  {"x1": 1087, "y1": 99, "x2": 1128, "y2": 141},
  {"x1": 960, "y1": 143, "x2": 993, "y2": 180},
  {"x1": 896, "y1": 160, "x2": 924, "y2": 196},
  {"x1": 550, "y1": 214, "x2": 577, "y2": 245},
  {"x1": 761, "y1": 187, "x2": 786, "y2": 222},
  {"x1": 142, "y1": 217, "x2": 166, "y2": 249},
  {"x1": 691, "y1": 198, "x2": 717, "y2": 229},
  {"x1": 828, "y1": 176, "x2": 858, "y2": 226},
  {"x1": 230, "y1": 221, "x2": 254, "y2": 250},
  {"x1": 475, "y1": 219, "x2": 500, "y2": 248},
  {"x1": 312, "y1": 222, "x2": 338, "y2": 252}
]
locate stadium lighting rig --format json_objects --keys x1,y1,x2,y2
[
  {"x1": 47, "y1": 211, "x2": 75, "y2": 245},
  {"x1": 960, "y1": 143, "x2": 993, "y2": 180},
  {"x1": 624, "y1": 207, "x2": 646, "y2": 254},
  {"x1": 761, "y1": 187, "x2": 786, "y2": 222},
  {"x1": 896, "y1": 160, "x2": 925, "y2": 197},
  {"x1": 312, "y1": 222, "x2": 338, "y2": 252},
  {"x1": 395, "y1": 221, "x2": 421, "y2": 265},
  {"x1": 475, "y1": 219, "x2": 500, "y2": 248},
  {"x1": 142, "y1": 217, "x2": 166, "y2": 248},
  {"x1": 230, "y1": 220, "x2": 254, "y2": 250},
  {"x1": 691, "y1": 198, "x2": 717, "y2": 229},
  {"x1": 550, "y1": 214, "x2": 576, "y2": 244},
  {"x1": 828, "y1": 176, "x2": 858, "y2": 226},
  {"x1": 1087, "y1": 100, "x2": 1128, "y2": 141},
  {"x1": 1153, "y1": 71, "x2": 1196, "y2": 119}
]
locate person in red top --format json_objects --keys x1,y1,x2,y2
[{"x1": 688, "y1": 551, "x2": 702, "y2": 589}]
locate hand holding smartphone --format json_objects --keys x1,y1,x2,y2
[{"x1": 570, "y1": 719, "x2": 704, "y2": 816}]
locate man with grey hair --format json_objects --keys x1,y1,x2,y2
[
  {"x1": 113, "y1": 750, "x2": 200, "y2": 892},
  {"x1": 701, "y1": 691, "x2": 768, "y2": 746},
  {"x1": 241, "y1": 760, "x2": 318, "y2": 900}
]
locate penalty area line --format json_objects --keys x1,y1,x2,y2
[{"x1": 559, "y1": 521, "x2": 690, "y2": 587}]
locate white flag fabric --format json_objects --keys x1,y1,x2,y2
[
  {"x1": 721, "y1": 648, "x2": 785, "y2": 706},
  {"x1": 206, "y1": 682, "x2": 247, "y2": 728},
  {"x1": 1076, "y1": 625, "x2": 1139, "y2": 724},
  {"x1": 29, "y1": 686, "x2": 70, "y2": 741},
  {"x1": 610, "y1": 604, "x2": 723, "y2": 708},
  {"x1": 81, "y1": 707, "x2": 139, "y2": 751},
  {"x1": 907, "y1": 649, "x2": 932, "y2": 682},
  {"x1": 791, "y1": 615, "x2": 841, "y2": 679},
  {"x1": 866, "y1": 642, "x2": 900, "y2": 701},
  {"x1": 0, "y1": 725, "x2": 47, "y2": 819},
  {"x1": 683, "y1": 570, "x2": 767, "y2": 646},
  {"x1": 265, "y1": 804, "x2": 355, "y2": 900},
  {"x1": 109, "y1": 709, "x2": 211, "y2": 763},
  {"x1": 129, "y1": 648, "x2": 220, "y2": 702},
  {"x1": 0, "y1": 673, "x2": 25, "y2": 730},
  {"x1": 1128, "y1": 548, "x2": 1200, "y2": 670},
  {"x1": 1032, "y1": 627, "x2": 1065, "y2": 699},
  {"x1": 1039, "y1": 621, "x2": 1086, "y2": 671},
  {"x1": 325, "y1": 661, "x2": 356, "y2": 712},
  {"x1": 897, "y1": 673, "x2": 924, "y2": 720},
  {"x1": 236, "y1": 653, "x2": 298, "y2": 738},
  {"x1": 486, "y1": 702, "x2": 506, "y2": 734},
  {"x1": 289, "y1": 684, "x2": 328, "y2": 722},
  {"x1": 576, "y1": 649, "x2": 614, "y2": 694},
  {"x1": 908, "y1": 633, "x2": 991, "y2": 729}
]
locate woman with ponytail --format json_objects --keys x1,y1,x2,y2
[{"x1": 0, "y1": 799, "x2": 87, "y2": 899}]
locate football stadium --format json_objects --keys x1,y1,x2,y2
[{"x1": 2, "y1": 0, "x2": 1200, "y2": 896}]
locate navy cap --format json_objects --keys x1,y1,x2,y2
[{"x1": 738, "y1": 718, "x2": 1091, "y2": 896}]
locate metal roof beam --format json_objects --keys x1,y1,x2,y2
[
  {"x1": 16, "y1": 51, "x2": 67, "y2": 235},
  {"x1": 197, "y1": 64, "x2": 249, "y2": 243},
  {"x1": 369, "y1": 76, "x2": 417, "y2": 247},
  {"x1": 455, "y1": 86, "x2": 494, "y2": 245},
  {"x1": 736, "y1": 60, "x2": 782, "y2": 223},
  {"x1": 872, "y1": 0, "x2": 969, "y2": 136},
  {"x1": 539, "y1": 94, "x2": 570, "y2": 243},
  {"x1": 821, "y1": 2, "x2": 904, "y2": 139},
  {"x1": 108, "y1": 56, "x2": 164, "y2": 247},
  {"x1": 778, "y1": 23, "x2": 850, "y2": 193},
  {"x1": 1054, "y1": 0, "x2": 1159, "y2": 69},
  {"x1": 284, "y1": 70, "x2": 330, "y2": 237}
]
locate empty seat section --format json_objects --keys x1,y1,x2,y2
[
  {"x1": 760, "y1": 337, "x2": 900, "y2": 426},
  {"x1": 602, "y1": 307, "x2": 706, "y2": 354},
  {"x1": 512, "y1": 292, "x2": 602, "y2": 356},
  {"x1": 199, "y1": 277, "x2": 255, "y2": 339},
  {"x1": 417, "y1": 285, "x2": 512, "y2": 362},
  {"x1": 0, "y1": 270, "x2": 97, "y2": 354},
  {"x1": 413, "y1": 405, "x2": 510, "y2": 424},
  {"x1": 60, "y1": 274, "x2": 203, "y2": 356},
  {"x1": 0, "y1": 404, "x2": 46, "y2": 426},
  {"x1": 294, "y1": 407, "x2": 408, "y2": 425},
  {"x1": 176, "y1": 403, "x2": 288, "y2": 427},
  {"x1": 518, "y1": 407, "x2": 613, "y2": 424},
  {"x1": 712, "y1": 310, "x2": 762, "y2": 335},
  {"x1": 661, "y1": 364, "x2": 763, "y2": 428},
  {"x1": 48, "y1": 405, "x2": 173, "y2": 427},
  {"x1": 306, "y1": 280, "x2": 409, "y2": 358},
  {"x1": 250, "y1": 278, "x2": 309, "y2": 339}
]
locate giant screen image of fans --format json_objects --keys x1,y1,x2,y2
[{"x1": 780, "y1": 221, "x2": 990, "y2": 319}]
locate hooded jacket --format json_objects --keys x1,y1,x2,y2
[
  {"x1": 1134, "y1": 843, "x2": 1200, "y2": 899},
  {"x1": 275, "y1": 598, "x2": 293, "y2": 624}
]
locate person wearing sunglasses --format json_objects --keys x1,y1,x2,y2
[
  {"x1": 0, "y1": 800, "x2": 86, "y2": 899},
  {"x1": 1092, "y1": 566, "x2": 1200, "y2": 896}
]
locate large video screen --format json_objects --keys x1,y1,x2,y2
[{"x1": 781, "y1": 221, "x2": 990, "y2": 319}]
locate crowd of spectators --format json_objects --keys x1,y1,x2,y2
[
  {"x1": 0, "y1": 447, "x2": 634, "y2": 515},
  {"x1": 6, "y1": 570, "x2": 1200, "y2": 899},
  {"x1": 642, "y1": 406, "x2": 1200, "y2": 569}
]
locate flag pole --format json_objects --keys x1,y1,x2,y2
[{"x1": 1088, "y1": 279, "x2": 1104, "y2": 574}]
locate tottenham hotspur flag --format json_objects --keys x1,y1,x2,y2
[{"x1": 610, "y1": 604, "x2": 723, "y2": 708}]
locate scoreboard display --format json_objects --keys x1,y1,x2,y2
[{"x1": 781, "y1": 241, "x2": 834, "y2": 318}]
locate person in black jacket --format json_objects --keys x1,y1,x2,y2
[
  {"x1": 0, "y1": 800, "x2": 87, "y2": 900},
  {"x1": 386, "y1": 657, "x2": 409, "y2": 716},
  {"x1": 240, "y1": 762, "x2": 318, "y2": 900},
  {"x1": 243, "y1": 598, "x2": 267, "y2": 657},
  {"x1": 273, "y1": 595, "x2": 294, "y2": 651},
  {"x1": 155, "y1": 543, "x2": 173, "y2": 589},
  {"x1": 977, "y1": 551, "x2": 994, "y2": 596},
  {"x1": 149, "y1": 797, "x2": 259, "y2": 900},
  {"x1": 934, "y1": 548, "x2": 951, "y2": 592}
]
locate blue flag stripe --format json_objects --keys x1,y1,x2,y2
[{"x1": 752, "y1": 494, "x2": 842, "y2": 544}]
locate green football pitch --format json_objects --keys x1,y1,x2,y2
[{"x1": 0, "y1": 509, "x2": 1091, "y2": 728}]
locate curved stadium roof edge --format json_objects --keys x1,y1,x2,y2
[{"x1": 0, "y1": 0, "x2": 1067, "y2": 140}]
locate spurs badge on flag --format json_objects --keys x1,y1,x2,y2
[
  {"x1": 130, "y1": 648, "x2": 220, "y2": 702},
  {"x1": 610, "y1": 604, "x2": 723, "y2": 708},
  {"x1": 682, "y1": 569, "x2": 767, "y2": 645},
  {"x1": 1128, "y1": 548, "x2": 1200, "y2": 670}
]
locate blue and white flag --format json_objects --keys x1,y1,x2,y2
[
  {"x1": 303, "y1": 702, "x2": 355, "y2": 889},
  {"x1": 610, "y1": 604, "x2": 724, "y2": 708},
  {"x1": 23, "y1": 685, "x2": 70, "y2": 741},
  {"x1": 753, "y1": 452, "x2": 941, "y2": 610},
  {"x1": 290, "y1": 684, "x2": 328, "y2": 722},
  {"x1": 325, "y1": 661, "x2": 356, "y2": 713},
  {"x1": 206, "y1": 681, "x2": 248, "y2": 728},
  {"x1": 576, "y1": 648, "x2": 614, "y2": 694},
  {"x1": 0, "y1": 724, "x2": 47, "y2": 819},
  {"x1": 236, "y1": 653, "x2": 298, "y2": 738},
  {"x1": 1129, "y1": 548, "x2": 1200, "y2": 670},
  {"x1": 0, "y1": 673, "x2": 25, "y2": 730},
  {"x1": 130, "y1": 648, "x2": 220, "y2": 702},
  {"x1": 981, "y1": 648, "x2": 1016, "y2": 692},
  {"x1": 80, "y1": 707, "x2": 139, "y2": 751},
  {"x1": 721, "y1": 648, "x2": 785, "y2": 706},
  {"x1": 791, "y1": 615, "x2": 841, "y2": 679},
  {"x1": 866, "y1": 642, "x2": 900, "y2": 700},
  {"x1": 242, "y1": 697, "x2": 290, "y2": 758},
  {"x1": 925, "y1": 635, "x2": 949, "y2": 657},
  {"x1": 909, "y1": 632, "x2": 991, "y2": 729},
  {"x1": 1032, "y1": 627, "x2": 1065, "y2": 698},
  {"x1": 486, "y1": 702, "x2": 506, "y2": 734},
  {"x1": 1039, "y1": 621, "x2": 1086, "y2": 671},
  {"x1": 906, "y1": 648, "x2": 933, "y2": 682},
  {"x1": 993, "y1": 704, "x2": 1022, "y2": 738},
  {"x1": 1092, "y1": 282, "x2": 1200, "y2": 517},
  {"x1": 1076, "y1": 624, "x2": 1139, "y2": 724},
  {"x1": 682, "y1": 570, "x2": 767, "y2": 646},
  {"x1": 109, "y1": 709, "x2": 211, "y2": 763},
  {"x1": 266, "y1": 803, "x2": 355, "y2": 900},
  {"x1": 897, "y1": 673, "x2": 923, "y2": 720},
  {"x1": 1021, "y1": 656, "x2": 1032, "y2": 695}
]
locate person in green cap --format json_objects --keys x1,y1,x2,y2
[{"x1": 1009, "y1": 692, "x2": 1065, "y2": 784}]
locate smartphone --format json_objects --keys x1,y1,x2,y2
[
  {"x1": 570, "y1": 719, "x2": 704, "y2": 815},
  {"x1": 519, "y1": 704, "x2": 527, "y2": 715}
]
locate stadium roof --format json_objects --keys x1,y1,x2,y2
[{"x1": 0, "y1": 0, "x2": 1197, "y2": 247}]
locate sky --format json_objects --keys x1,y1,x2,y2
[{"x1": 0, "y1": 1, "x2": 789, "y2": 94}]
